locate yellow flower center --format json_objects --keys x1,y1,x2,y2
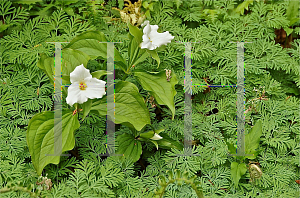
[{"x1": 79, "y1": 82, "x2": 87, "y2": 90}]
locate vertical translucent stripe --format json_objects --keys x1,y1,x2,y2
[
  {"x1": 53, "y1": 43, "x2": 63, "y2": 156},
  {"x1": 106, "y1": 42, "x2": 116, "y2": 155},
  {"x1": 236, "y1": 42, "x2": 245, "y2": 156},
  {"x1": 184, "y1": 42, "x2": 193, "y2": 156}
]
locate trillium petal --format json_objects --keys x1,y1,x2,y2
[
  {"x1": 84, "y1": 78, "x2": 106, "y2": 99},
  {"x1": 142, "y1": 34, "x2": 150, "y2": 42},
  {"x1": 150, "y1": 31, "x2": 174, "y2": 48},
  {"x1": 141, "y1": 21, "x2": 174, "y2": 50},
  {"x1": 150, "y1": 24, "x2": 159, "y2": 32},
  {"x1": 70, "y1": 64, "x2": 92, "y2": 84},
  {"x1": 141, "y1": 41, "x2": 155, "y2": 50},
  {"x1": 141, "y1": 20, "x2": 149, "y2": 27},
  {"x1": 66, "y1": 84, "x2": 88, "y2": 106},
  {"x1": 142, "y1": 21, "x2": 151, "y2": 35},
  {"x1": 141, "y1": 35, "x2": 152, "y2": 49}
]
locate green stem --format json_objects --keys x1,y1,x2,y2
[
  {"x1": 122, "y1": 73, "x2": 128, "y2": 81},
  {"x1": 74, "y1": 103, "x2": 78, "y2": 111}
]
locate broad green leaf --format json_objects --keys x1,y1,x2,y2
[
  {"x1": 128, "y1": 22, "x2": 143, "y2": 44},
  {"x1": 114, "y1": 48, "x2": 127, "y2": 72},
  {"x1": 286, "y1": 0, "x2": 300, "y2": 26},
  {"x1": 139, "y1": 131, "x2": 155, "y2": 139},
  {"x1": 26, "y1": 109, "x2": 80, "y2": 176},
  {"x1": 37, "y1": 53, "x2": 54, "y2": 85},
  {"x1": 61, "y1": 48, "x2": 90, "y2": 77},
  {"x1": 156, "y1": 133, "x2": 183, "y2": 150},
  {"x1": 231, "y1": 162, "x2": 247, "y2": 188},
  {"x1": 128, "y1": 36, "x2": 140, "y2": 68},
  {"x1": 142, "y1": 1, "x2": 149, "y2": 8},
  {"x1": 63, "y1": 7, "x2": 75, "y2": 16},
  {"x1": 132, "y1": 49, "x2": 149, "y2": 67},
  {"x1": 245, "y1": 120, "x2": 262, "y2": 159},
  {"x1": 148, "y1": 3, "x2": 154, "y2": 11},
  {"x1": 146, "y1": 49, "x2": 160, "y2": 68},
  {"x1": 37, "y1": 53, "x2": 68, "y2": 98},
  {"x1": 61, "y1": 75, "x2": 70, "y2": 83},
  {"x1": 65, "y1": 30, "x2": 107, "y2": 60},
  {"x1": 91, "y1": 70, "x2": 113, "y2": 79},
  {"x1": 81, "y1": 99, "x2": 92, "y2": 121},
  {"x1": 234, "y1": 0, "x2": 254, "y2": 15},
  {"x1": 134, "y1": 69, "x2": 178, "y2": 119},
  {"x1": 116, "y1": 133, "x2": 142, "y2": 163},
  {"x1": 290, "y1": 18, "x2": 300, "y2": 26},
  {"x1": 226, "y1": 141, "x2": 236, "y2": 154},
  {"x1": 145, "y1": 10, "x2": 151, "y2": 19},
  {"x1": 283, "y1": 27, "x2": 293, "y2": 36},
  {"x1": 90, "y1": 81, "x2": 151, "y2": 131}
]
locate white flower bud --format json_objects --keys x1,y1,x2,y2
[{"x1": 150, "y1": 133, "x2": 163, "y2": 140}]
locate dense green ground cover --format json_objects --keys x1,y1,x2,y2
[{"x1": 0, "y1": 0, "x2": 299, "y2": 197}]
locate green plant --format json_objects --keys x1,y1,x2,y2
[{"x1": 0, "y1": 0, "x2": 299, "y2": 197}]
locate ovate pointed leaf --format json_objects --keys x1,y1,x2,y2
[
  {"x1": 37, "y1": 53, "x2": 54, "y2": 85},
  {"x1": 146, "y1": 49, "x2": 160, "y2": 68},
  {"x1": 65, "y1": 30, "x2": 108, "y2": 60},
  {"x1": 226, "y1": 141, "x2": 236, "y2": 155},
  {"x1": 134, "y1": 69, "x2": 178, "y2": 119},
  {"x1": 128, "y1": 36, "x2": 140, "y2": 68},
  {"x1": 91, "y1": 70, "x2": 113, "y2": 79},
  {"x1": 156, "y1": 133, "x2": 183, "y2": 150},
  {"x1": 231, "y1": 162, "x2": 247, "y2": 188},
  {"x1": 128, "y1": 22, "x2": 143, "y2": 44},
  {"x1": 114, "y1": 48, "x2": 127, "y2": 72},
  {"x1": 61, "y1": 48, "x2": 90, "y2": 78},
  {"x1": 116, "y1": 133, "x2": 142, "y2": 163},
  {"x1": 26, "y1": 109, "x2": 80, "y2": 176},
  {"x1": 90, "y1": 81, "x2": 151, "y2": 131},
  {"x1": 132, "y1": 48, "x2": 149, "y2": 67},
  {"x1": 245, "y1": 120, "x2": 262, "y2": 159}
]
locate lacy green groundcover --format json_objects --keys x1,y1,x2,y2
[{"x1": 0, "y1": 0, "x2": 299, "y2": 197}]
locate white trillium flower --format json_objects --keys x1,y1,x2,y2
[
  {"x1": 150, "y1": 133, "x2": 163, "y2": 140},
  {"x1": 66, "y1": 64, "x2": 106, "y2": 106},
  {"x1": 140, "y1": 20, "x2": 174, "y2": 50}
]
